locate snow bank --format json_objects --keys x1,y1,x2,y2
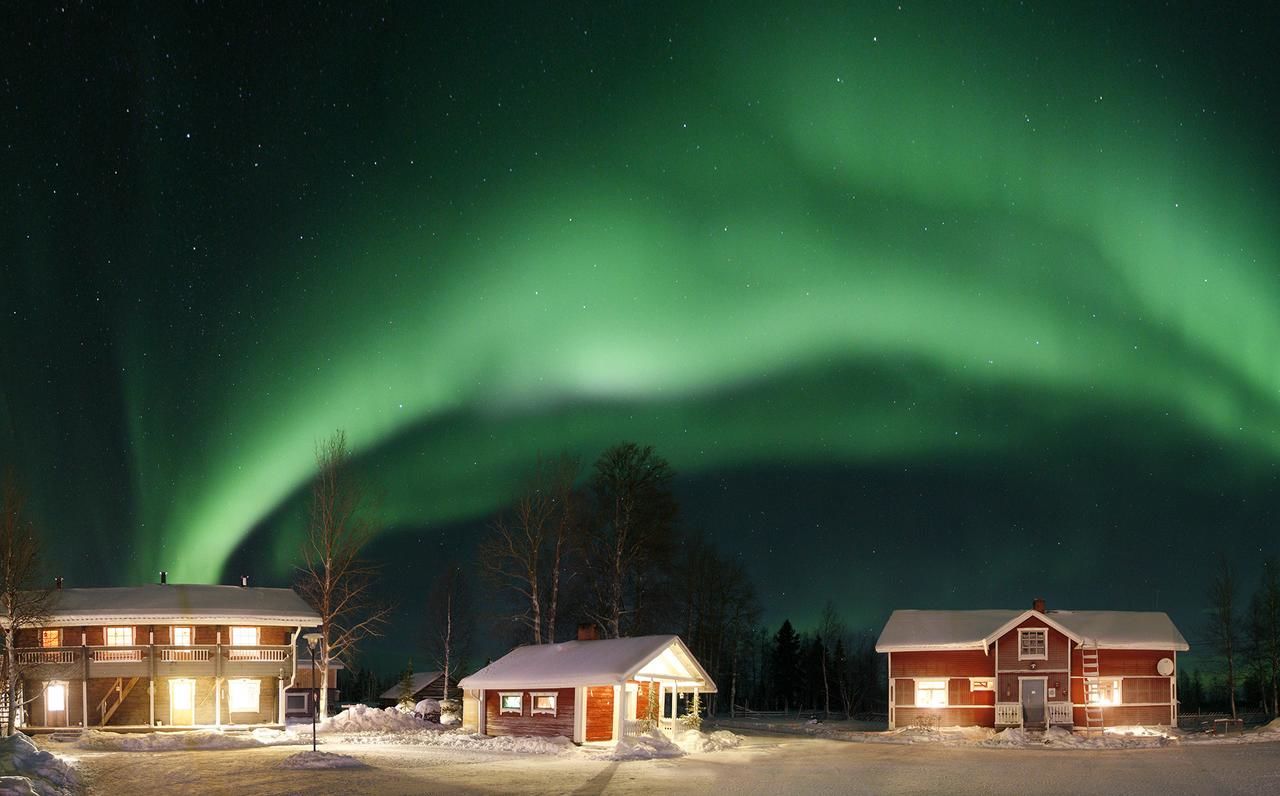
[
  {"x1": 978, "y1": 726, "x2": 1174, "y2": 749},
  {"x1": 413, "y1": 699, "x2": 440, "y2": 716},
  {"x1": 1261, "y1": 717, "x2": 1280, "y2": 733},
  {"x1": 74, "y1": 728, "x2": 297, "y2": 752},
  {"x1": 318, "y1": 704, "x2": 430, "y2": 733},
  {"x1": 278, "y1": 751, "x2": 366, "y2": 770},
  {"x1": 602, "y1": 732, "x2": 684, "y2": 761},
  {"x1": 0, "y1": 733, "x2": 82, "y2": 796},
  {"x1": 676, "y1": 729, "x2": 743, "y2": 754},
  {"x1": 338, "y1": 728, "x2": 577, "y2": 755}
]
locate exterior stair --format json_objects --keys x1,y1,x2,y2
[
  {"x1": 1081, "y1": 641, "x2": 1103, "y2": 734},
  {"x1": 98, "y1": 676, "x2": 140, "y2": 726}
]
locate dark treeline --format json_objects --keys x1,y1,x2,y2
[
  {"x1": 1199, "y1": 555, "x2": 1280, "y2": 719},
  {"x1": 478, "y1": 441, "x2": 885, "y2": 717}
]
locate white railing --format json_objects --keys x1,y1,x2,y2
[
  {"x1": 996, "y1": 703, "x2": 1021, "y2": 725},
  {"x1": 226, "y1": 647, "x2": 289, "y2": 662},
  {"x1": 160, "y1": 647, "x2": 212, "y2": 662},
  {"x1": 16, "y1": 650, "x2": 78, "y2": 665},
  {"x1": 92, "y1": 648, "x2": 143, "y2": 663},
  {"x1": 1048, "y1": 702, "x2": 1072, "y2": 725}
]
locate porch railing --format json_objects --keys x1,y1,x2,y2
[
  {"x1": 16, "y1": 649, "x2": 78, "y2": 665},
  {"x1": 160, "y1": 647, "x2": 213, "y2": 662},
  {"x1": 995, "y1": 703, "x2": 1020, "y2": 725},
  {"x1": 92, "y1": 647, "x2": 145, "y2": 663},
  {"x1": 1047, "y1": 702, "x2": 1073, "y2": 725},
  {"x1": 226, "y1": 646, "x2": 290, "y2": 662}
]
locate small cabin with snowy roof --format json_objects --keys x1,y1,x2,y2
[
  {"x1": 875, "y1": 598, "x2": 1189, "y2": 731},
  {"x1": 377, "y1": 670, "x2": 455, "y2": 707},
  {"x1": 457, "y1": 625, "x2": 715, "y2": 744}
]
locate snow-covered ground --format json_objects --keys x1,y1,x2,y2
[{"x1": 22, "y1": 715, "x2": 1280, "y2": 795}]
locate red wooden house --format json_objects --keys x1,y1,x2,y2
[
  {"x1": 458, "y1": 626, "x2": 715, "y2": 744},
  {"x1": 3, "y1": 576, "x2": 320, "y2": 729},
  {"x1": 876, "y1": 599, "x2": 1188, "y2": 731}
]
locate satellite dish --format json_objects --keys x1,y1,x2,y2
[{"x1": 1157, "y1": 658, "x2": 1174, "y2": 676}]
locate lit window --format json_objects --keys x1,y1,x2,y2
[
  {"x1": 915, "y1": 679, "x2": 948, "y2": 707},
  {"x1": 228, "y1": 679, "x2": 261, "y2": 712},
  {"x1": 499, "y1": 692, "x2": 523, "y2": 715},
  {"x1": 46, "y1": 682, "x2": 66, "y2": 711},
  {"x1": 1019, "y1": 629, "x2": 1047, "y2": 660},
  {"x1": 230, "y1": 627, "x2": 259, "y2": 646},
  {"x1": 41, "y1": 630, "x2": 61, "y2": 648},
  {"x1": 1086, "y1": 678, "x2": 1123, "y2": 706},
  {"x1": 172, "y1": 627, "x2": 193, "y2": 646},
  {"x1": 105, "y1": 627, "x2": 134, "y2": 646},
  {"x1": 530, "y1": 692, "x2": 557, "y2": 716}
]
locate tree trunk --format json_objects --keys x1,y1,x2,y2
[
  {"x1": 319, "y1": 635, "x2": 330, "y2": 718},
  {"x1": 5, "y1": 629, "x2": 16, "y2": 736}
]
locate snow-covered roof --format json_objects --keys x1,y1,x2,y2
[
  {"x1": 378, "y1": 671, "x2": 444, "y2": 700},
  {"x1": 21, "y1": 584, "x2": 322, "y2": 627},
  {"x1": 459, "y1": 635, "x2": 717, "y2": 692},
  {"x1": 876, "y1": 609, "x2": 1189, "y2": 652}
]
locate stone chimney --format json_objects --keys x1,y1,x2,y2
[
  {"x1": 577, "y1": 623, "x2": 599, "y2": 642},
  {"x1": 1032, "y1": 597, "x2": 1046, "y2": 614},
  {"x1": 159, "y1": 571, "x2": 168, "y2": 585}
]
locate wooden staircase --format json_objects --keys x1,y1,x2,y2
[
  {"x1": 98, "y1": 677, "x2": 140, "y2": 726},
  {"x1": 1081, "y1": 642, "x2": 1103, "y2": 733}
]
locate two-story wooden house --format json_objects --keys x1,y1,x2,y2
[
  {"x1": 6, "y1": 577, "x2": 321, "y2": 729},
  {"x1": 875, "y1": 599, "x2": 1189, "y2": 731}
]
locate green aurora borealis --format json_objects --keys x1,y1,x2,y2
[{"x1": 4, "y1": 2, "x2": 1279, "y2": 642}]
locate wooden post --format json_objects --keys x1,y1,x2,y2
[
  {"x1": 148, "y1": 628, "x2": 156, "y2": 726},
  {"x1": 612, "y1": 682, "x2": 625, "y2": 742}
]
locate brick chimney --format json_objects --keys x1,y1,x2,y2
[
  {"x1": 159, "y1": 570, "x2": 168, "y2": 585},
  {"x1": 1032, "y1": 597, "x2": 1046, "y2": 614},
  {"x1": 577, "y1": 623, "x2": 599, "y2": 641}
]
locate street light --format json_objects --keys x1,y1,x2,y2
[{"x1": 302, "y1": 632, "x2": 323, "y2": 753}]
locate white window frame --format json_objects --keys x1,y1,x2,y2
[
  {"x1": 41, "y1": 629, "x2": 62, "y2": 648},
  {"x1": 230, "y1": 626, "x2": 259, "y2": 646},
  {"x1": 172, "y1": 626, "x2": 193, "y2": 646},
  {"x1": 498, "y1": 692, "x2": 523, "y2": 715},
  {"x1": 914, "y1": 679, "x2": 948, "y2": 707},
  {"x1": 969, "y1": 678, "x2": 995, "y2": 691},
  {"x1": 529, "y1": 691, "x2": 558, "y2": 716},
  {"x1": 105, "y1": 626, "x2": 134, "y2": 646},
  {"x1": 228, "y1": 678, "x2": 261, "y2": 713},
  {"x1": 1018, "y1": 628, "x2": 1048, "y2": 661}
]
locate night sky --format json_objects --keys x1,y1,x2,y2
[{"x1": 4, "y1": 2, "x2": 1279, "y2": 669}]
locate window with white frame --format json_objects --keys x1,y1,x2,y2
[
  {"x1": 46, "y1": 682, "x2": 67, "y2": 712},
  {"x1": 499, "y1": 692, "x2": 523, "y2": 715},
  {"x1": 1018, "y1": 628, "x2": 1047, "y2": 660},
  {"x1": 228, "y1": 679, "x2": 261, "y2": 712},
  {"x1": 915, "y1": 679, "x2": 948, "y2": 707},
  {"x1": 230, "y1": 626, "x2": 259, "y2": 646},
  {"x1": 969, "y1": 678, "x2": 995, "y2": 691},
  {"x1": 1086, "y1": 677, "x2": 1123, "y2": 706},
  {"x1": 530, "y1": 692, "x2": 558, "y2": 716},
  {"x1": 287, "y1": 693, "x2": 308, "y2": 711},
  {"x1": 172, "y1": 626, "x2": 193, "y2": 646},
  {"x1": 105, "y1": 626, "x2": 134, "y2": 646},
  {"x1": 41, "y1": 630, "x2": 61, "y2": 648}
]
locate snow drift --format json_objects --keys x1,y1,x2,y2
[
  {"x1": 74, "y1": 728, "x2": 297, "y2": 752},
  {"x1": 278, "y1": 751, "x2": 367, "y2": 770},
  {"x1": 318, "y1": 704, "x2": 432, "y2": 733},
  {"x1": 0, "y1": 733, "x2": 81, "y2": 796}
]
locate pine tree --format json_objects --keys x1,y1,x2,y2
[
  {"x1": 771, "y1": 620, "x2": 801, "y2": 712},
  {"x1": 397, "y1": 659, "x2": 415, "y2": 710},
  {"x1": 680, "y1": 691, "x2": 704, "y2": 730}
]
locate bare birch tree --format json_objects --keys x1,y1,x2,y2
[
  {"x1": 480, "y1": 454, "x2": 579, "y2": 645},
  {"x1": 817, "y1": 601, "x2": 844, "y2": 719},
  {"x1": 584, "y1": 443, "x2": 676, "y2": 638},
  {"x1": 296, "y1": 430, "x2": 392, "y2": 717},
  {"x1": 1248, "y1": 556, "x2": 1280, "y2": 717},
  {"x1": 0, "y1": 469, "x2": 54, "y2": 736},
  {"x1": 426, "y1": 563, "x2": 472, "y2": 701},
  {"x1": 1209, "y1": 554, "x2": 1239, "y2": 719}
]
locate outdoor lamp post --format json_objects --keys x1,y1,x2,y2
[{"x1": 302, "y1": 632, "x2": 323, "y2": 753}]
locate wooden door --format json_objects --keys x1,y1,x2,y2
[
  {"x1": 170, "y1": 679, "x2": 195, "y2": 726},
  {"x1": 45, "y1": 682, "x2": 68, "y2": 727},
  {"x1": 1020, "y1": 677, "x2": 1046, "y2": 728}
]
